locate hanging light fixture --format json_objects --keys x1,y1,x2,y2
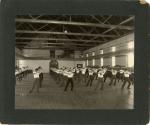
[
  {"x1": 64, "y1": 30, "x2": 68, "y2": 33},
  {"x1": 63, "y1": 25, "x2": 68, "y2": 33}
]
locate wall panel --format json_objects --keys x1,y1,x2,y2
[
  {"x1": 103, "y1": 57, "x2": 112, "y2": 66},
  {"x1": 116, "y1": 56, "x2": 127, "y2": 66}
]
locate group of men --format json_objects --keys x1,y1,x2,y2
[
  {"x1": 50, "y1": 66, "x2": 134, "y2": 92},
  {"x1": 26, "y1": 65, "x2": 133, "y2": 93}
]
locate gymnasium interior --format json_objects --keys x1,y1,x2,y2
[{"x1": 15, "y1": 15, "x2": 134, "y2": 109}]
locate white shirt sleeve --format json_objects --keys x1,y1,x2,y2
[
  {"x1": 33, "y1": 71, "x2": 40, "y2": 78},
  {"x1": 68, "y1": 72, "x2": 74, "y2": 78}
]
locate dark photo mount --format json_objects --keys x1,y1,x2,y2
[{"x1": 0, "y1": 0, "x2": 149, "y2": 125}]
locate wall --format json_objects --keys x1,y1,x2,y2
[
  {"x1": 19, "y1": 60, "x2": 50, "y2": 72},
  {"x1": 18, "y1": 59, "x2": 85, "y2": 73},
  {"x1": 74, "y1": 51, "x2": 83, "y2": 58},
  {"x1": 95, "y1": 59, "x2": 100, "y2": 66},
  {"x1": 116, "y1": 55, "x2": 127, "y2": 66},
  {"x1": 83, "y1": 33, "x2": 134, "y2": 67},
  {"x1": 103, "y1": 57, "x2": 112, "y2": 66},
  {"x1": 23, "y1": 49, "x2": 50, "y2": 58},
  {"x1": 84, "y1": 33, "x2": 134, "y2": 55}
]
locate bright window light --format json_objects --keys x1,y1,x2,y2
[
  {"x1": 112, "y1": 56, "x2": 115, "y2": 67},
  {"x1": 86, "y1": 60, "x2": 88, "y2": 66},
  {"x1": 100, "y1": 58, "x2": 103, "y2": 66},
  {"x1": 92, "y1": 52, "x2": 95, "y2": 56},
  {"x1": 112, "y1": 46, "x2": 116, "y2": 52},
  {"x1": 86, "y1": 54, "x2": 88, "y2": 57},
  {"x1": 19, "y1": 60, "x2": 25, "y2": 68},
  {"x1": 92, "y1": 59, "x2": 95, "y2": 66},
  {"x1": 128, "y1": 52, "x2": 134, "y2": 67},
  {"x1": 128, "y1": 42, "x2": 134, "y2": 49},
  {"x1": 100, "y1": 49, "x2": 103, "y2": 54}
]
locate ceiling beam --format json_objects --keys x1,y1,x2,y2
[
  {"x1": 15, "y1": 18, "x2": 133, "y2": 30},
  {"x1": 19, "y1": 46, "x2": 89, "y2": 50},
  {"x1": 102, "y1": 16, "x2": 134, "y2": 34},
  {"x1": 15, "y1": 30, "x2": 117, "y2": 38},
  {"x1": 35, "y1": 15, "x2": 43, "y2": 19},
  {"x1": 16, "y1": 42, "x2": 95, "y2": 47},
  {"x1": 103, "y1": 15, "x2": 112, "y2": 24},
  {"x1": 100, "y1": 15, "x2": 120, "y2": 36},
  {"x1": 27, "y1": 23, "x2": 37, "y2": 31},
  {"x1": 37, "y1": 24, "x2": 49, "y2": 31},
  {"x1": 16, "y1": 37, "x2": 105, "y2": 43},
  {"x1": 91, "y1": 16, "x2": 103, "y2": 23}
]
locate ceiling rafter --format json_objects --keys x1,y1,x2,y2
[
  {"x1": 37, "y1": 24, "x2": 49, "y2": 31},
  {"x1": 27, "y1": 23, "x2": 37, "y2": 31},
  {"x1": 19, "y1": 46, "x2": 89, "y2": 50},
  {"x1": 72, "y1": 26, "x2": 103, "y2": 46},
  {"x1": 15, "y1": 30, "x2": 118, "y2": 38},
  {"x1": 91, "y1": 15, "x2": 103, "y2": 24},
  {"x1": 16, "y1": 42, "x2": 95, "y2": 47},
  {"x1": 100, "y1": 15, "x2": 120, "y2": 36},
  {"x1": 102, "y1": 16, "x2": 134, "y2": 34},
  {"x1": 103, "y1": 15, "x2": 112, "y2": 24},
  {"x1": 16, "y1": 15, "x2": 134, "y2": 51},
  {"x1": 16, "y1": 37, "x2": 105, "y2": 43},
  {"x1": 15, "y1": 18, "x2": 133, "y2": 30}
]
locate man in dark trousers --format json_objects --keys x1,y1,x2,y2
[
  {"x1": 64, "y1": 70, "x2": 74, "y2": 92},
  {"x1": 121, "y1": 68, "x2": 131, "y2": 89},
  {"x1": 86, "y1": 70, "x2": 94, "y2": 87},
  {"x1": 38, "y1": 66, "x2": 43, "y2": 88},
  {"x1": 85, "y1": 68, "x2": 89, "y2": 83},
  {"x1": 109, "y1": 68, "x2": 117, "y2": 86},
  {"x1": 29, "y1": 68, "x2": 40, "y2": 93},
  {"x1": 95, "y1": 69, "x2": 105, "y2": 90}
]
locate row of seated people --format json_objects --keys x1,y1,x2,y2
[
  {"x1": 50, "y1": 66, "x2": 134, "y2": 92},
  {"x1": 15, "y1": 66, "x2": 32, "y2": 81}
]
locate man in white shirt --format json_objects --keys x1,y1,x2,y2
[
  {"x1": 81, "y1": 68, "x2": 86, "y2": 84},
  {"x1": 85, "y1": 68, "x2": 89, "y2": 82},
  {"x1": 76, "y1": 69, "x2": 80, "y2": 83},
  {"x1": 15, "y1": 69, "x2": 20, "y2": 81},
  {"x1": 86, "y1": 70, "x2": 94, "y2": 87},
  {"x1": 18, "y1": 68, "x2": 23, "y2": 81},
  {"x1": 64, "y1": 70, "x2": 74, "y2": 91},
  {"x1": 60, "y1": 69, "x2": 68, "y2": 87},
  {"x1": 121, "y1": 69, "x2": 132, "y2": 89},
  {"x1": 29, "y1": 68, "x2": 40, "y2": 93},
  {"x1": 119, "y1": 68, "x2": 124, "y2": 82},
  {"x1": 95, "y1": 69, "x2": 105, "y2": 90},
  {"x1": 109, "y1": 68, "x2": 117, "y2": 86}
]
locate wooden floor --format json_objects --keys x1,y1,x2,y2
[{"x1": 15, "y1": 73, "x2": 134, "y2": 109}]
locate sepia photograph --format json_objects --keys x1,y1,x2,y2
[{"x1": 15, "y1": 15, "x2": 134, "y2": 109}]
